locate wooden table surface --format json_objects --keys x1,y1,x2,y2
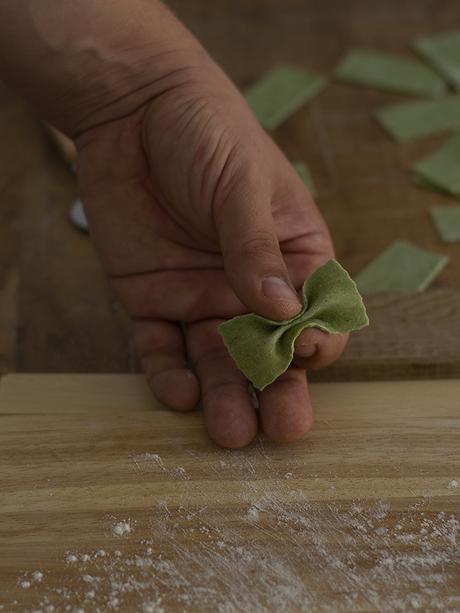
[
  {"x1": 0, "y1": 374, "x2": 459, "y2": 612},
  {"x1": 1, "y1": 0, "x2": 460, "y2": 381}
]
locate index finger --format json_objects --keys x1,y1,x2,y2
[{"x1": 293, "y1": 328, "x2": 349, "y2": 370}]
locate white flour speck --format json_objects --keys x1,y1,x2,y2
[
  {"x1": 448, "y1": 479, "x2": 458, "y2": 489},
  {"x1": 82, "y1": 575, "x2": 97, "y2": 584},
  {"x1": 410, "y1": 595, "x2": 421, "y2": 609},
  {"x1": 143, "y1": 601, "x2": 164, "y2": 613},
  {"x1": 112, "y1": 520, "x2": 132, "y2": 536},
  {"x1": 20, "y1": 580, "x2": 31, "y2": 589},
  {"x1": 32, "y1": 571, "x2": 43, "y2": 582},
  {"x1": 246, "y1": 506, "x2": 260, "y2": 521}
]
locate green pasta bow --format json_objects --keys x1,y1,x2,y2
[{"x1": 218, "y1": 260, "x2": 369, "y2": 390}]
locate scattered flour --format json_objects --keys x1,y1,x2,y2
[
  {"x1": 448, "y1": 479, "x2": 459, "y2": 489},
  {"x1": 3, "y1": 449, "x2": 459, "y2": 612},
  {"x1": 5, "y1": 492, "x2": 458, "y2": 612}
]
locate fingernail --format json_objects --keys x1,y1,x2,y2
[
  {"x1": 295, "y1": 344, "x2": 317, "y2": 358},
  {"x1": 262, "y1": 276, "x2": 301, "y2": 306}
]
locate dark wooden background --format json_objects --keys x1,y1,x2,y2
[{"x1": 1, "y1": 0, "x2": 460, "y2": 380}]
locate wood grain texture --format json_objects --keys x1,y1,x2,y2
[
  {"x1": 0, "y1": 87, "x2": 133, "y2": 375},
  {"x1": 312, "y1": 289, "x2": 460, "y2": 381},
  {"x1": 1, "y1": 0, "x2": 460, "y2": 380},
  {"x1": 0, "y1": 375, "x2": 458, "y2": 611}
]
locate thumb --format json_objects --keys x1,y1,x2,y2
[{"x1": 216, "y1": 190, "x2": 302, "y2": 321}]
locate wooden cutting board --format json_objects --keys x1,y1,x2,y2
[{"x1": 0, "y1": 375, "x2": 459, "y2": 612}]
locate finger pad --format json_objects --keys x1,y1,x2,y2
[
  {"x1": 259, "y1": 372, "x2": 313, "y2": 443},
  {"x1": 204, "y1": 385, "x2": 258, "y2": 449},
  {"x1": 151, "y1": 368, "x2": 200, "y2": 412}
]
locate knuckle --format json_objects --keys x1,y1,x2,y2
[
  {"x1": 193, "y1": 346, "x2": 230, "y2": 371},
  {"x1": 202, "y1": 379, "x2": 248, "y2": 401},
  {"x1": 239, "y1": 232, "x2": 278, "y2": 259}
]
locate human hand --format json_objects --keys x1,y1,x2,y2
[{"x1": 76, "y1": 54, "x2": 348, "y2": 448}]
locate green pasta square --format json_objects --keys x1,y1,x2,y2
[
  {"x1": 412, "y1": 174, "x2": 444, "y2": 191},
  {"x1": 412, "y1": 133, "x2": 460, "y2": 197},
  {"x1": 355, "y1": 241, "x2": 448, "y2": 293},
  {"x1": 430, "y1": 206, "x2": 460, "y2": 242},
  {"x1": 415, "y1": 30, "x2": 460, "y2": 90},
  {"x1": 245, "y1": 65, "x2": 327, "y2": 130},
  {"x1": 375, "y1": 95, "x2": 460, "y2": 141},
  {"x1": 335, "y1": 49, "x2": 446, "y2": 97}
]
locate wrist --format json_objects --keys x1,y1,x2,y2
[
  {"x1": 0, "y1": 0, "x2": 208, "y2": 137},
  {"x1": 45, "y1": 2, "x2": 207, "y2": 136},
  {"x1": 68, "y1": 42, "x2": 209, "y2": 138}
]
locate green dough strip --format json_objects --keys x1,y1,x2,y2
[
  {"x1": 412, "y1": 133, "x2": 460, "y2": 197},
  {"x1": 430, "y1": 206, "x2": 460, "y2": 242},
  {"x1": 335, "y1": 49, "x2": 446, "y2": 97},
  {"x1": 293, "y1": 161, "x2": 317, "y2": 196},
  {"x1": 415, "y1": 30, "x2": 460, "y2": 90},
  {"x1": 245, "y1": 65, "x2": 327, "y2": 130},
  {"x1": 219, "y1": 260, "x2": 368, "y2": 390},
  {"x1": 375, "y1": 94, "x2": 460, "y2": 142},
  {"x1": 355, "y1": 241, "x2": 448, "y2": 294}
]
